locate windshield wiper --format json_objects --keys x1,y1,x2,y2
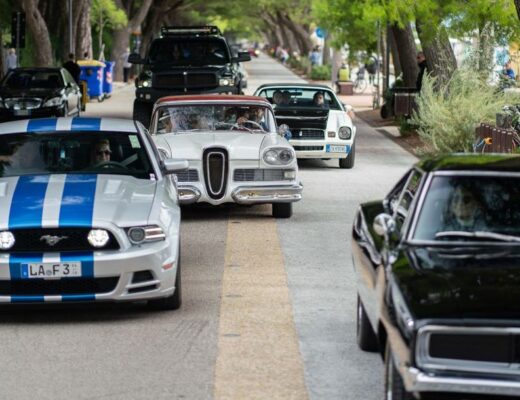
[{"x1": 435, "y1": 231, "x2": 520, "y2": 243}]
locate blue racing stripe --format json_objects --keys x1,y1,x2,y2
[
  {"x1": 8, "y1": 175, "x2": 50, "y2": 229},
  {"x1": 61, "y1": 251, "x2": 94, "y2": 278},
  {"x1": 11, "y1": 295, "x2": 45, "y2": 303},
  {"x1": 71, "y1": 117, "x2": 101, "y2": 131},
  {"x1": 62, "y1": 294, "x2": 96, "y2": 302},
  {"x1": 27, "y1": 118, "x2": 58, "y2": 132},
  {"x1": 59, "y1": 174, "x2": 97, "y2": 227},
  {"x1": 9, "y1": 253, "x2": 43, "y2": 280}
]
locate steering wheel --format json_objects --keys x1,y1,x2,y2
[{"x1": 93, "y1": 160, "x2": 127, "y2": 170}]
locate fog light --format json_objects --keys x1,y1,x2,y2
[
  {"x1": 219, "y1": 78, "x2": 230, "y2": 86},
  {"x1": 128, "y1": 227, "x2": 146, "y2": 244},
  {"x1": 284, "y1": 170, "x2": 296, "y2": 179},
  {"x1": 145, "y1": 94, "x2": 151, "y2": 100},
  {"x1": 87, "y1": 229, "x2": 110, "y2": 248},
  {"x1": 0, "y1": 231, "x2": 15, "y2": 250}
]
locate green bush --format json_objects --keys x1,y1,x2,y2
[
  {"x1": 310, "y1": 64, "x2": 332, "y2": 81},
  {"x1": 288, "y1": 56, "x2": 310, "y2": 74},
  {"x1": 411, "y1": 68, "x2": 520, "y2": 156}
]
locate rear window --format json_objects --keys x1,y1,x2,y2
[{"x1": 257, "y1": 88, "x2": 341, "y2": 110}]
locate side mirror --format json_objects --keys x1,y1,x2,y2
[
  {"x1": 128, "y1": 53, "x2": 144, "y2": 64},
  {"x1": 162, "y1": 158, "x2": 189, "y2": 175},
  {"x1": 373, "y1": 213, "x2": 396, "y2": 237},
  {"x1": 232, "y1": 52, "x2": 251, "y2": 63}
]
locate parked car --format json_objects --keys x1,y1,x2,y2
[
  {"x1": 254, "y1": 83, "x2": 356, "y2": 168},
  {"x1": 0, "y1": 117, "x2": 187, "y2": 309},
  {"x1": 149, "y1": 95, "x2": 303, "y2": 218},
  {"x1": 0, "y1": 68, "x2": 82, "y2": 121},
  {"x1": 352, "y1": 154, "x2": 520, "y2": 399}
]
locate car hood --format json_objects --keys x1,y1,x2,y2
[
  {"x1": 149, "y1": 65, "x2": 228, "y2": 74},
  {"x1": 0, "y1": 174, "x2": 157, "y2": 230},
  {"x1": 0, "y1": 87, "x2": 61, "y2": 99},
  {"x1": 156, "y1": 131, "x2": 280, "y2": 160},
  {"x1": 393, "y1": 246, "x2": 520, "y2": 320}
]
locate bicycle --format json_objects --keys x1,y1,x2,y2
[{"x1": 353, "y1": 71, "x2": 368, "y2": 94}]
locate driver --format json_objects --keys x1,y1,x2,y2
[{"x1": 91, "y1": 139, "x2": 112, "y2": 165}]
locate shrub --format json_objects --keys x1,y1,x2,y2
[
  {"x1": 310, "y1": 64, "x2": 332, "y2": 81},
  {"x1": 411, "y1": 68, "x2": 520, "y2": 156}
]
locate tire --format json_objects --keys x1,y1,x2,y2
[
  {"x1": 148, "y1": 256, "x2": 182, "y2": 311},
  {"x1": 384, "y1": 344, "x2": 415, "y2": 400},
  {"x1": 272, "y1": 202, "x2": 292, "y2": 218},
  {"x1": 133, "y1": 100, "x2": 152, "y2": 127},
  {"x1": 339, "y1": 142, "x2": 355, "y2": 169},
  {"x1": 356, "y1": 295, "x2": 379, "y2": 352}
]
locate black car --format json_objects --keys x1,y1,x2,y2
[
  {"x1": 0, "y1": 67, "x2": 81, "y2": 121},
  {"x1": 129, "y1": 26, "x2": 250, "y2": 126},
  {"x1": 353, "y1": 154, "x2": 520, "y2": 399}
]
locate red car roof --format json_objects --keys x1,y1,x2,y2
[{"x1": 156, "y1": 95, "x2": 270, "y2": 104}]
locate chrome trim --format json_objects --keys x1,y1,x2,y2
[
  {"x1": 177, "y1": 186, "x2": 201, "y2": 204},
  {"x1": 231, "y1": 184, "x2": 303, "y2": 204},
  {"x1": 275, "y1": 116, "x2": 326, "y2": 120},
  {"x1": 432, "y1": 170, "x2": 520, "y2": 178},
  {"x1": 416, "y1": 325, "x2": 520, "y2": 376},
  {"x1": 206, "y1": 151, "x2": 226, "y2": 196}
]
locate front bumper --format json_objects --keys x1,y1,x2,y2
[
  {"x1": 0, "y1": 106, "x2": 64, "y2": 121},
  {"x1": 402, "y1": 366, "x2": 520, "y2": 397},
  {"x1": 290, "y1": 139, "x2": 352, "y2": 159}
]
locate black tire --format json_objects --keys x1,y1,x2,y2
[
  {"x1": 133, "y1": 100, "x2": 152, "y2": 127},
  {"x1": 384, "y1": 344, "x2": 415, "y2": 400},
  {"x1": 148, "y1": 256, "x2": 182, "y2": 311},
  {"x1": 339, "y1": 142, "x2": 355, "y2": 169},
  {"x1": 272, "y1": 202, "x2": 292, "y2": 218},
  {"x1": 356, "y1": 295, "x2": 379, "y2": 352}
]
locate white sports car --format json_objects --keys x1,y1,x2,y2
[
  {"x1": 149, "y1": 95, "x2": 303, "y2": 218},
  {"x1": 0, "y1": 117, "x2": 187, "y2": 309},
  {"x1": 254, "y1": 83, "x2": 357, "y2": 169}
]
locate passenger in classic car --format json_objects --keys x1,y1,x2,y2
[
  {"x1": 281, "y1": 91, "x2": 292, "y2": 105},
  {"x1": 272, "y1": 90, "x2": 283, "y2": 105},
  {"x1": 442, "y1": 185, "x2": 487, "y2": 231},
  {"x1": 313, "y1": 91, "x2": 328, "y2": 108}
]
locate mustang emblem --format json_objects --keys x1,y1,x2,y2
[{"x1": 40, "y1": 235, "x2": 68, "y2": 246}]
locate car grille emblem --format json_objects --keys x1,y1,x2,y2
[{"x1": 40, "y1": 235, "x2": 68, "y2": 246}]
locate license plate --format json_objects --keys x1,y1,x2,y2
[
  {"x1": 14, "y1": 109, "x2": 30, "y2": 116},
  {"x1": 326, "y1": 144, "x2": 349, "y2": 153},
  {"x1": 21, "y1": 262, "x2": 82, "y2": 279}
]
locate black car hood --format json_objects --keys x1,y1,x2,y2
[
  {"x1": 149, "y1": 64, "x2": 229, "y2": 74},
  {"x1": 393, "y1": 246, "x2": 520, "y2": 320},
  {"x1": 0, "y1": 87, "x2": 61, "y2": 99}
]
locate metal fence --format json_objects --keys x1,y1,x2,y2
[{"x1": 474, "y1": 123, "x2": 518, "y2": 153}]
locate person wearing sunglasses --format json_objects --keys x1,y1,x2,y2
[{"x1": 91, "y1": 139, "x2": 112, "y2": 165}]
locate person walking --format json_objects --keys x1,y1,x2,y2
[
  {"x1": 416, "y1": 52, "x2": 428, "y2": 91},
  {"x1": 63, "y1": 53, "x2": 81, "y2": 84},
  {"x1": 6, "y1": 48, "x2": 17, "y2": 71},
  {"x1": 121, "y1": 47, "x2": 131, "y2": 83}
]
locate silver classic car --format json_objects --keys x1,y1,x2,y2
[
  {"x1": 149, "y1": 95, "x2": 303, "y2": 218},
  {"x1": 0, "y1": 117, "x2": 187, "y2": 309}
]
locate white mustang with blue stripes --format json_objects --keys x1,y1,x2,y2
[{"x1": 0, "y1": 117, "x2": 187, "y2": 309}]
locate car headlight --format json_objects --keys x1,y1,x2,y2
[
  {"x1": 0, "y1": 231, "x2": 15, "y2": 249},
  {"x1": 138, "y1": 78, "x2": 152, "y2": 88},
  {"x1": 219, "y1": 78, "x2": 234, "y2": 86},
  {"x1": 127, "y1": 225, "x2": 165, "y2": 245},
  {"x1": 263, "y1": 147, "x2": 295, "y2": 165},
  {"x1": 338, "y1": 126, "x2": 352, "y2": 140},
  {"x1": 43, "y1": 96, "x2": 63, "y2": 107},
  {"x1": 87, "y1": 229, "x2": 110, "y2": 248}
]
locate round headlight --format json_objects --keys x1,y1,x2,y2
[
  {"x1": 0, "y1": 231, "x2": 15, "y2": 250},
  {"x1": 338, "y1": 126, "x2": 352, "y2": 140},
  {"x1": 264, "y1": 149, "x2": 279, "y2": 164},
  {"x1": 219, "y1": 78, "x2": 230, "y2": 86},
  {"x1": 128, "y1": 227, "x2": 146, "y2": 244},
  {"x1": 87, "y1": 229, "x2": 110, "y2": 248},
  {"x1": 278, "y1": 149, "x2": 293, "y2": 164}
]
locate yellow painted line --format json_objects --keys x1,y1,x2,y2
[{"x1": 214, "y1": 214, "x2": 308, "y2": 400}]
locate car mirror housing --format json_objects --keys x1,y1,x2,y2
[
  {"x1": 128, "y1": 53, "x2": 144, "y2": 64},
  {"x1": 232, "y1": 52, "x2": 251, "y2": 63},
  {"x1": 373, "y1": 213, "x2": 396, "y2": 237},
  {"x1": 162, "y1": 158, "x2": 189, "y2": 175}
]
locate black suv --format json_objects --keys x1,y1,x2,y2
[{"x1": 129, "y1": 26, "x2": 251, "y2": 125}]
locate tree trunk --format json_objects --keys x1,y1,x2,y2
[
  {"x1": 75, "y1": 0, "x2": 93, "y2": 59},
  {"x1": 416, "y1": 21, "x2": 457, "y2": 88},
  {"x1": 322, "y1": 35, "x2": 330, "y2": 65},
  {"x1": 391, "y1": 23, "x2": 418, "y2": 87},
  {"x1": 280, "y1": 12, "x2": 313, "y2": 56},
  {"x1": 21, "y1": 0, "x2": 53, "y2": 66},
  {"x1": 515, "y1": 0, "x2": 520, "y2": 20},
  {"x1": 388, "y1": 27, "x2": 402, "y2": 79}
]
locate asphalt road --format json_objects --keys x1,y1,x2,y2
[{"x1": 0, "y1": 54, "x2": 416, "y2": 400}]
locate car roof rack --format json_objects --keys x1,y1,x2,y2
[{"x1": 161, "y1": 26, "x2": 222, "y2": 37}]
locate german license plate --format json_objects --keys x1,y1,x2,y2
[
  {"x1": 21, "y1": 262, "x2": 82, "y2": 279},
  {"x1": 326, "y1": 144, "x2": 349, "y2": 153},
  {"x1": 14, "y1": 109, "x2": 30, "y2": 116}
]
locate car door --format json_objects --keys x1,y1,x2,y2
[{"x1": 62, "y1": 70, "x2": 80, "y2": 114}]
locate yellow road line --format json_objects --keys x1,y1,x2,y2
[{"x1": 214, "y1": 214, "x2": 308, "y2": 400}]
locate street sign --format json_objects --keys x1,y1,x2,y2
[
  {"x1": 315, "y1": 27, "x2": 327, "y2": 39},
  {"x1": 11, "y1": 12, "x2": 26, "y2": 48}
]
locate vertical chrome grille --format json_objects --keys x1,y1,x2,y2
[{"x1": 203, "y1": 148, "x2": 228, "y2": 199}]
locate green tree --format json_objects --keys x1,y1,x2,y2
[{"x1": 91, "y1": 0, "x2": 127, "y2": 58}]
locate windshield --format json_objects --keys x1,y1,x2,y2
[
  {"x1": 148, "y1": 37, "x2": 230, "y2": 66},
  {"x1": 2, "y1": 70, "x2": 63, "y2": 90},
  {"x1": 155, "y1": 104, "x2": 276, "y2": 134},
  {"x1": 0, "y1": 131, "x2": 155, "y2": 179},
  {"x1": 257, "y1": 88, "x2": 341, "y2": 110},
  {"x1": 413, "y1": 175, "x2": 520, "y2": 241}
]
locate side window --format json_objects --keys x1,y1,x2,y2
[
  {"x1": 385, "y1": 170, "x2": 412, "y2": 214},
  {"x1": 395, "y1": 170, "x2": 423, "y2": 229}
]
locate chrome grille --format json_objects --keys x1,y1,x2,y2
[
  {"x1": 293, "y1": 145, "x2": 323, "y2": 151},
  {"x1": 4, "y1": 98, "x2": 42, "y2": 110},
  {"x1": 175, "y1": 169, "x2": 199, "y2": 182},
  {"x1": 233, "y1": 169, "x2": 292, "y2": 181},
  {"x1": 292, "y1": 129, "x2": 325, "y2": 140},
  {"x1": 203, "y1": 148, "x2": 228, "y2": 199}
]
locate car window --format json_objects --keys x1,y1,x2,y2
[
  {"x1": 62, "y1": 70, "x2": 76, "y2": 87},
  {"x1": 384, "y1": 169, "x2": 412, "y2": 214},
  {"x1": 394, "y1": 169, "x2": 423, "y2": 230},
  {"x1": 148, "y1": 37, "x2": 230, "y2": 66},
  {"x1": 257, "y1": 88, "x2": 341, "y2": 110},
  {"x1": 0, "y1": 131, "x2": 156, "y2": 180}
]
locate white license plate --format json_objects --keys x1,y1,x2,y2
[
  {"x1": 14, "y1": 109, "x2": 30, "y2": 116},
  {"x1": 326, "y1": 144, "x2": 349, "y2": 153},
  {"x1": 21, "y1": 262, "x2": 82, "y2": 279}
]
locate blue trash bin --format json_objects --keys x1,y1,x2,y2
[
  {"x1": 103, "y1": 61, "x2": 115, "y2": 97},
  {"x1": 78, "y1": 60, "x2": 105, "y2": 101}
]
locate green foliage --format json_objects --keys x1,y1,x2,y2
[
  {"x1": 310, "y1": 64, "x2": 332, "y2": 80},
  {"x1": 288, "y1": 56, "x2": 311, "y2": 74},
  {"x1": 397, "y1": 116, "x2": 416, "y2": 137},
  {"x1": 91, "y1": 0, "x2": 127, "y2": 49},
  {"x1": 411, "y1": 69, "x2": 520, "y2": 156}
]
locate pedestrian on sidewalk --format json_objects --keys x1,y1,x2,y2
[
  {"x1": 416, "y1": 52, "x2": 428, "y2": 91},
  {"x1": 6, "y1": 48, "x2": 17, "y2": 71},
  {"x1": 121, "y1": 47, "x2": 132, "y2": 83},
  {"x1": 63, "y1": 53, "x2": 81, "y2": 84}
]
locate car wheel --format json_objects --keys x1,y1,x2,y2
[
  {"x1": 148, "y1": 255, "x2": 182, "y2": 311},
  {"x1": 356, "y1": 295, "x2": 379, "y2": 352},
  {"x1": 272, "y1": 202, "x2": 292, "y2": 218},
  {"x1": 133, "y1": 100, "x2": 152, "y2": 127},
  {"x1": 339, "y1": 142, "x2": 355, "y2": 169},
  {"x1": 384, "y1": 344, "x2": 415, "y2": 400},
  {"x1": 61, "y1": 104, "x2": 69, "y2": 117}
]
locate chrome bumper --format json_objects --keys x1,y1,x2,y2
[
  {"x1": 402, "y1": 366, "x2": 520, "y2": 396},
  {"x1": 178, "y1": 186, "x2": 201, "y2": 205},
  {"x1": 231, "y1": 184, "x2": 303, "y2": 204}
]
